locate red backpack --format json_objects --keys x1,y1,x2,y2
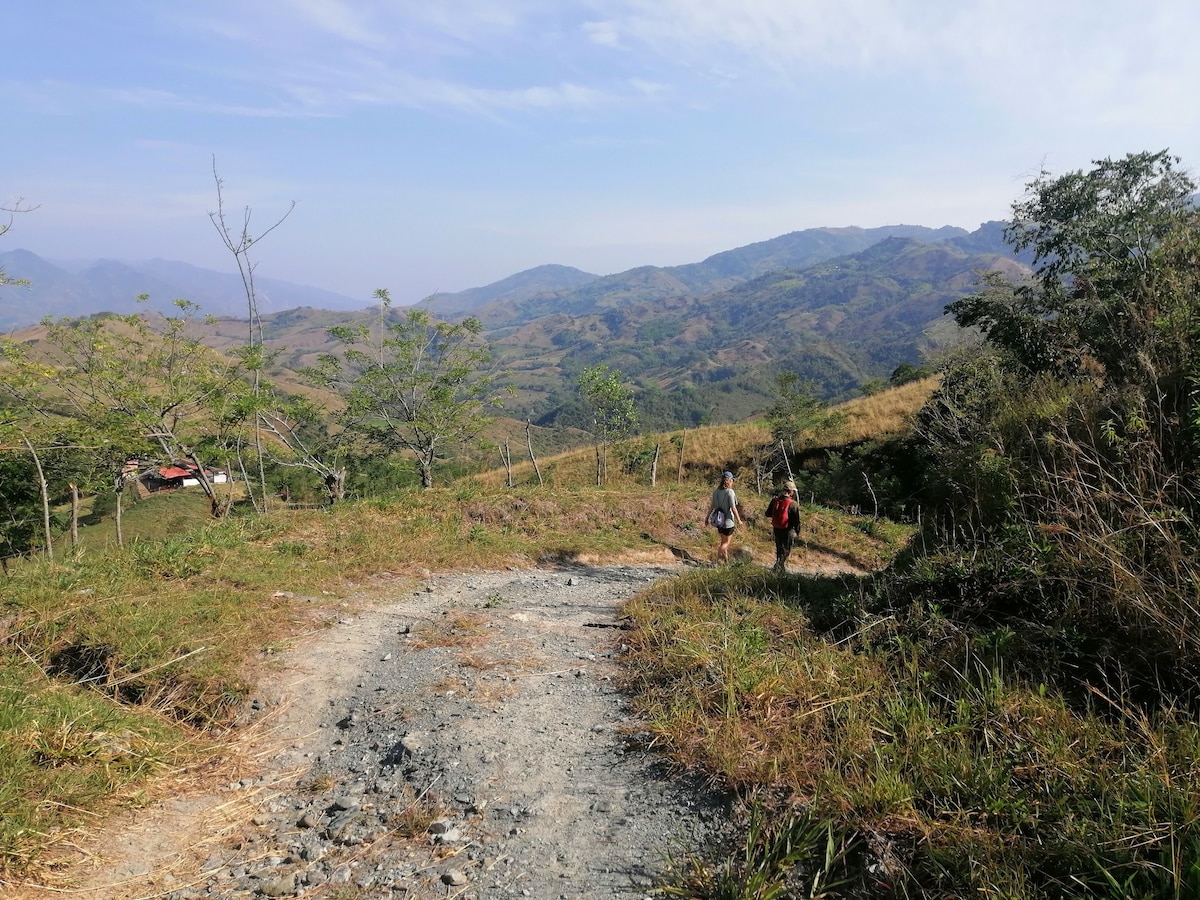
[{"x1": 770, "y1": 496, "x2": 793, "y2": 529}]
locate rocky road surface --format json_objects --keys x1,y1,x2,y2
[{"x1": 48, "y1": 562, "x2": 728, "y2": 899}]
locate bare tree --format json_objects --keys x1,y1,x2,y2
[
  {"x1": 208, "y1": 160, "x2": 296, "y2": 510},
  {"x1": 526, "y1": 420, "x2": 544, "y2": 486}
]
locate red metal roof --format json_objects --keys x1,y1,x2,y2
[{"x1": 158, "y1": 466, "x2": 191, "y2": 479}]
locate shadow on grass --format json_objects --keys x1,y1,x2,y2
[
  {"x1": 796, "y1": 537, "x2": 879, "y2": 574},
  {"x1": 697, "y1": 563, "x2": 880, "y2": 639}
]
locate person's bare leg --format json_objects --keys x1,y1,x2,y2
[{"x1": 718, "y1": 533, "x2": 733, "y2": 562}]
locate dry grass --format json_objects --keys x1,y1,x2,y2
[
  {"x1": 622, "y1": 569, "x2": 891, "y2": 795},
  {"x1": 410, "y1": 612, "x2": 489, "y2": 650},
  {"x1": 822, "y1": 377, "x2": 937, "y2": 444},
  {"x1": 622, "y1": 547, "x2": 1200, "y2": 895},
  {"x1": 470, "y1": 380, "x2": 934, "y2": 493},
  {"x1": 469, "y1": 423, "x2": 773, "y2": 491}
]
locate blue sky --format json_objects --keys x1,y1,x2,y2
[{"x1": 5, "y1": 1, "x2": 1199, "y2": 304}]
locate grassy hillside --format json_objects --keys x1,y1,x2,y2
[{"x1": 31, "y1": 373, "x2": 1185, "y2": 897}]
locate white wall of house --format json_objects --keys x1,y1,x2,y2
[{"x1": 182, "y1": 473, "x2": 229, "y2": 487}]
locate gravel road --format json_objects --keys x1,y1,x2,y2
[{"x1": 56, "y1": 562, "x2": 728, "y2": 900}]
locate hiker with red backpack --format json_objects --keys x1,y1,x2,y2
[{"x1": 765, "y1": 480, "x2": 802, "y2": 572}]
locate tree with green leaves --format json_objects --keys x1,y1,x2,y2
[
  {"x1": 906, "y1": 149, "x2": 1200, "y2": 712},
  {"x1": 307, "y1": 292, "x2": 501, "y2": 489},
  {"x1": 257, "y1": 393, "x2": 365, "y2": 504},
  {"x1": 889, "y1": 362, "x2": 931, "y2": 387},
  {"x1": 0, "y1": 299, "x2": 249, "y2": 520},
  {"x1": 578, "y1": 365, "x2": 637, "y2": 485},
  {"x1": 948, "y1": 149, "x2": 1200, "y2": 392},
  {"x1": 766, "y1": 373, "x2": 827, "y2": 447}
]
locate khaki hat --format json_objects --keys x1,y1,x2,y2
[{"x1": 784, "y1": 480, "x2": 796, "y2": 491}]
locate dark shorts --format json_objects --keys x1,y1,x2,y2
[{"x1": 718, "y1": 526, "x2": 736, "y2": 536}]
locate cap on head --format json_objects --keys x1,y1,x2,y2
[
  {"x1": 784, "y1": 480, "x2": 796, "y2": 492},
  {"x1": 722, "y1": 470, "x2": 734, "y2": 480}
]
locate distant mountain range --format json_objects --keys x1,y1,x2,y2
[
  {"x1": 426, "y1": 222, "x2": 1010, "y2": 321},
  {"x1": 471, "y1": 225, "x2": 1028, "y2": 427},
  {"x1": 0, "y1": 251, "x2": 368, "y2": 331},
  {"x1": 2, "y1": 220, "x2": 1030, "y2": 429}
]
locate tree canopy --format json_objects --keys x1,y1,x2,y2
[
  {"x1": 0, "y1": 300, "x2": 248, "y2": 514},
  {"x1": 578, "y1": 365, "x2": 638, "y2": 485},
  {"x1": 308, "y1": 293, "x2": 501, "y2": 489},
  {"x1": 948, "y1": 149, "x2": 1200, "y2": 390}
]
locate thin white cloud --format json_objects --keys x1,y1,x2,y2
[
  {"x1": 177, "y1": 0, "x2": 538, "y2": 54},
  {"x1": 283, "y1": 0, "x2": 383, "y2": 47},
  {"x1": 589, "y1": 0, "x2": 1200, "y2": 128},
  {"x1": 123, "y1": 2, "x2": 637, "y2": 120},
  {"x1": 583, "y1": 20, "x2": 622, "y2": 47},
  {"x1": 305, "y1": 63, "x2": 616, "y2": 116},
  {"x1": 105, "y1": 86, "x2": 337, "y2": 119},
  {"x1": 629, "y1": 78, "x2": 670, "y2": 99}
]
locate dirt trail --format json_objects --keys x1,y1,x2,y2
[{"x1": 20, "y1": 560, "x2": 728, "y2": 899}]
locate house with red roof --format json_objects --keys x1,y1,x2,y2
[{"x1": 143, "y1": 461, "x2": 229, "y2": 492}]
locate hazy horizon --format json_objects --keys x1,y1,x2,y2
[{"x1": 6, "y1": 2, "x2": 1198, "y2": 305}]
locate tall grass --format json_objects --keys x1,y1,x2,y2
[
  {"x1": 820, "y1": 377, "x2": 936, "y2": 445},
  {"x1": 471, "y1": 380, "x2": 934, "y2": 500},
  {"x1": 623, "y1": 566, "x2": 1200, "y2": 897}
]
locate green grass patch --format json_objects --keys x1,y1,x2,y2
[
  {"x1": 0, "y1": 658, "x2": 186, "y2": 882},
  {"x1": 623, "y1": 566, "x2": 1200, "y2": 897},
  {"x1": 1, "y1": 472, "x2": 915, "y2": 883}
]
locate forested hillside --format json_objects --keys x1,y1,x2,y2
[{"x1": 488, "y1": 232, "x2": 1024, "y2": 429}]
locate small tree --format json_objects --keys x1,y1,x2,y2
[
  {"x1": 766, "y1": 373, "x2": 826, "y2": 447},
  {"x1": 309, "y1": 292, "x2": 500, "y2": 489},
  {"x1": 578, "y1": 365, "x2": 637, "y2": 485},
  {"x1": 949, "y1": 149, "x2": 1200, "y2": 391},
  {"x1": 0, "y1": 431, "x2": 43, "y2": 565},
  {"x1": 257, "y1": 394, "x2": 362, "y2": 504}
]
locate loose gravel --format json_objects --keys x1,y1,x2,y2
[{"x1": 61, "y1": 562, "x2": 730, "y2": 900}]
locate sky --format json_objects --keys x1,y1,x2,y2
[{"x1": 4, "y1": 1, "x2": 1199, "y2": 305}]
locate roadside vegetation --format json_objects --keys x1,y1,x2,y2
[{"x1": 626, "y1": 151, "x2": 1200, "y2": 898}]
